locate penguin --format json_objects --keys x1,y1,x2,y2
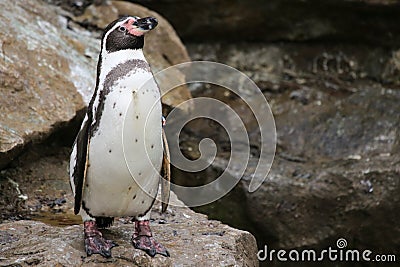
[{"x1": 69, "y1": 16, "x2": 171, "y2": 258}]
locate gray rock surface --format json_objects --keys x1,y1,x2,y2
[
  {"x1": 43, "y1": 0, "x2": 105, "y2": 15},
  {"x1": 181, "y1": 43, "x2": 400, "y2": 256},
  {"x1": 244, "y1": 156, "x2": 400, "y2": 251},
  {"x1": 0, "y1": 0, "x2": 191, "y2": 169},
  {"x1": 128, "y1": 0, "x2": 400, "y2": 45}
]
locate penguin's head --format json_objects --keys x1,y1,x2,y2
[{"x1": 102, "y1": 16, "x2": 158, "y2": 52}]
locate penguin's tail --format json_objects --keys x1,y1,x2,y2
[{"x1": 95, "y1": 217, "x2": 114, "y2": 228}]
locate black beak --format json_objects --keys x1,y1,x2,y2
[{"x1": 133, "y1": 17, "x2": 158, "y2": 31}]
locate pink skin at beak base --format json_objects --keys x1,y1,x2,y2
[{"x1": 123, "y1": 18, "x2": 147, "y2": 37}]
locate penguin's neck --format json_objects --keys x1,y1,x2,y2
[{"x1": 99, "y1": 49, "x2": 147, "y2": 81}]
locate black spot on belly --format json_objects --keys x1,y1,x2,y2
[
  {"x1": 151, "y1": 144, "x2": 154, "y2": 149},
  {"x1": 128, "y1": 186, "x2": 132, "y2": 190},
  {"x1": 135, "y1": 138, "x2": 138, "y2": 142},
  {"x1": 141, "y1": 200, "x2": 144, "y2": 204},
  {"x1": 139, "y1": 172, "x2": 142, "y2": 176},
  {"x1": 119, "y1": 112, "x2": 122, "y2": 116},
  {"x1": 113, "y1": 102, "x2": 116, "y2": 108},
  {"x1": 133, "y1": 194, "x2": 136, "y2": 199},
  {"x1": 109, "y1": 149, "x2": 112, "y2": 153},
  {"x1": 136, "y1": 115, "x2": 139, "y2": 119}
]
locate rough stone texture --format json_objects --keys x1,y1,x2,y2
[
  {"x1": 0, "y1": 0, "x2": 92, "y2": 169},
  {"x1": 0, "y1": 0, "x2": 191, "y2": 169},
  {"x1": 188, "y1": 43, "x2": 400, "y2": 87},
  {"x1": 0, "y1": 206, "x2": 257, "y2": 266},
  {"x1": 0, "y1": 138, "x2": 258, "y2": 266},
  {"x1": 0, "y1": 195, "x2": 257, "y2": 267},
  {"x1": 244, "y1": 156, "x2": 400, "y2": 251},
  {"x1": 43, "y1": 0, "x2": 106, "y2": 15},
  {"x1": 180, "y1": 43, "x2": 400, "y2": 257},
  {"x1": 0, "y1": 199, "x2": 258, "y2": 267},
  {"x1": 128, "y1": 0, "x2": 400, "y2": 45}
]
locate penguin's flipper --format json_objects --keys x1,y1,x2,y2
[
  {"x1": 72, "y1": 115, "x2": 91, "y2": 215},
  {"x1": 161, "y1": 128, "x2": 170, "y2": 213}
]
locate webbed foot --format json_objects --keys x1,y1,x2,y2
[
  {"x1": 131, "y1": 220, "x2": 170, "y2": 257},
  {"x1": 84, "y1": 220, "x2": 117, "y2": 258}
]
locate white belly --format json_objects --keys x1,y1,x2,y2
[{"x1": 83, "y1": 71, "x2": 163, "y2": 217}]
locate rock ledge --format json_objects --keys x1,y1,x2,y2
[{"x1": 0, "y1": 193, "x2": 258, "y2": 267}]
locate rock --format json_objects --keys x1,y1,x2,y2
[
  {"x1": 0, "y1": 198, "x2": 257, "y2": 267},
  {"x1": 0, "y1": 0, "x2": 91, "y2": 168},
  {"x1": 276, "y1": 87, "x2": 400, "y2": 159},
  {"x1": 187, "y1": 43, "x2": 400, "y2": 87},
  {"x1": 242, "y1": 86, "x2": 400, "y2": 252},
  {"x1": 0, "y1": 137, "x2": 258, "y2": 266},
  {"x1": 0, "y1": 143, "x2": 75, "y2": 222},
  {"x1": 128, "y1": 0, "x2": 400, "y2": 45},
  {"x1": 0, "y1": 0, "x2": 191, "y2": 169},
  {"x1": 43, "y1": 0, "x2": 106, "y2": 15},
  {"x1": 243, "y1": 156, "x2": 400, "y2": 252},
  {"x1": 178, "y1": 43, "x2": 400, "y2": 255},
  {"x1": 0, "y1": 197, "x2": 258, "y2": 266}
]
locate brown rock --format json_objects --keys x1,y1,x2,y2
[
  {"x1": 0, "y1": 0, "x2": 191, "y2": 169},
  {"x1": 0, "y1": 212, "x2": 258, "y2": 266},
  {"x1": 0, "y1": 0, "x2": 91, "y2": 168}
]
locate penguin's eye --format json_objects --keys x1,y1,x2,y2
[{"x1": 118, "y1": 26, "x2": 127, "y2": 32}]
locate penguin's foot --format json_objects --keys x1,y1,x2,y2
[
  {"x1": 132, "y1": 220, "x2": 170, "y2": 257},
  {"x1": 84, "y1": 221, "x2": 117, "y2": 258}
]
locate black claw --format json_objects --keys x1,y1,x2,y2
[
  {"x1": 87, "y1": 249, "x2": 93, "y2": 256},
  {"x1": 148, "y1": 248, "x2": 157, "y2": 257},
  {"x1": 101, "y1": 249, "x2": 112, "y2": 258},
  {"x1": 160, "y1": 249, "x2": 170, "y2": 257}
]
